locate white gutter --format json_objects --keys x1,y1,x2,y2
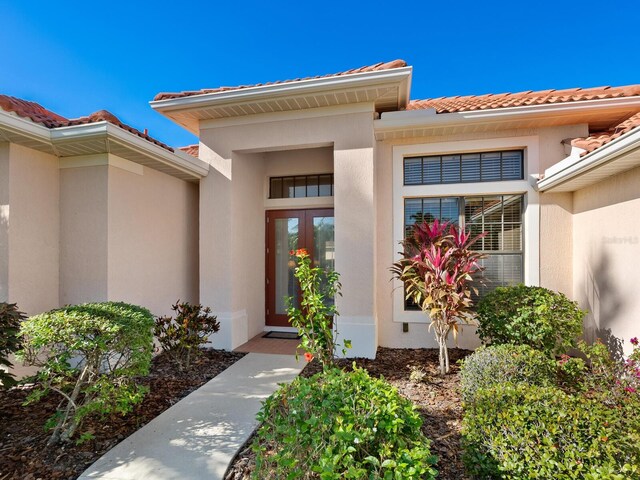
[
  {"x1": 51, "y1": 122, "x2": 209, "y2": 177},
  {"x1": 375, "y1": 97, "x2": 640, "y2": 133},
  {"x1": 150, "y1": 67, "x2": 413, "y2": 112},
  {"x1": 0, "y1": 109, "x2": 53, "y2": 141},
  {"x1": 538, "y1": 126, "x2": 640, "y2": 191},
  {"x1": 0, "y1": 110, "x2": 208, "y2": 178}
]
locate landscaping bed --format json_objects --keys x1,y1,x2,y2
[
  {"x1": 226, "y1": 347, "x2": 471, "y2": 480},
  {"x1": 0, "y1": 348, "x2": 245, "y2": 480}
]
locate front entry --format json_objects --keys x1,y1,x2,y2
[{"x1": 266, "y1": 208, "x2": 335, "y2": 327}]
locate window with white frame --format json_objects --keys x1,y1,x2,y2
[
  {"x1": 393, "y1": 139, "x2": 539, "y2": 323},
  {"x1": 403, "y1": 194, "x2": 524, "y2": 309}
]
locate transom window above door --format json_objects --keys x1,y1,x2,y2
[
  {"x1": 403, "y1": 150, "x2": 524, "y2": 185},
  {"x1": 269, "y1": 174, "x2": 334, "y2": 199}
]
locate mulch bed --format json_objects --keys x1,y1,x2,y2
[
  {"x1": 226, "y1": 347, "x2": 472, "y2": 480},
  {"x1": 0, "y1": 349, "x2": 246, "y2": 480}
]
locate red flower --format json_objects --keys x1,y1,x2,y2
[
  {"x1": 296, "y1": 248, "x2": 308, "y2": 256},
  {"x1": 289, "y1": 250, "x2": 295, "y2": 256},
  {"x1": 304, "y1": 352, "x2": 314, "y2": 362}
]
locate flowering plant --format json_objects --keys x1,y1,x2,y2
[
  {"x1": 391, "y1": 219, "x2": 486, "y2": 375},
  {"x1": 287, "y1": 249, "x2": 350, "y2": 369}
]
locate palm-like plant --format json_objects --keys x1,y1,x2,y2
[{"x1": 391, "y1": 219, "x2": 486, "y2": 375}]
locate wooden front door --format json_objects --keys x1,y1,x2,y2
[{"x1": 265, "y1": 208, "x2": 335, "y2": 327}]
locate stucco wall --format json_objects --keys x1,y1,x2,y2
[
  {"x1": 573, "y1": 165, "x2": 640, "y2": 356},
  {"x1": 107, "y1": 163, "x2": 199, "y2": 317},
  {"x1": 60, "y1": 156, "x2": 199, "y2": 317},
  {"x1": 60, "y1": 165, "x2": 109, "y2": 306},
  {"x1": 6, "y1": 144, "x2": 59, "y2": 314},
  {"x1": 199, "y1": 107, "x2": 378, "y2": 355},
  {"x1": 0, "y1": 142, "x2": 9, "y2": 303},
  {"x1": 375, "y1": 126, "x2": 582, "y2": 349}
]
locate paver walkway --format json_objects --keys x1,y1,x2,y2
[{"x1": 79, "y1": 353, "x2": 303, "y2": 480}]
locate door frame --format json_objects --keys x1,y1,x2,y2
[{"x1": 265, "y1": 208, "x2": 334, "y2": 328}]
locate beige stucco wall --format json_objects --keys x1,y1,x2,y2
[
  {"x1": 60, "y1": 155, "x2": 199, "y2": 317},
  {"x1": 199, "y1": 107, "x2": 378, "y2": 356},
  {"x1": 1, "y1": 143, "x2": 60, "y2": 314},
  {"x1": 375, "y1": 126, "x2": 584, "y2": 349},
  {"x1": 0, "y1": 143, "x2": 9, "y2": 303},
  {"x1": 573, "y1": 165, "x2": 640, "y2": 357},
  {"x1": 107, "y1": 163, "x2": 199, "y2": 317},
  {"x1": 60, "y1": 165, "x2": 109, "y2": 306}
]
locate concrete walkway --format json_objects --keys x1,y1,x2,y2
[{"x1": 79, "y1": 353, "x2": 303, "y2": 480}]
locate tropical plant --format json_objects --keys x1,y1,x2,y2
[
  {"x1": 154, "y1": 301, "x2": 220, "y2": 370},
  {"x1": 391, "y1": 219, "x2": 486, "y2": 375},
  {"x1": 253, "y1": 366, "x2": 438, "y2": 479},
  {"x1": 287, "y1": 248, "x2": 349, "y2": 368},
  {"x1": 476, "y1": 284, "x2": 586, "y2": 356},
  {"x1": 0, "y1": 302, "x2": 26, "y2": 388},
  {"x1": 18, "y1": 302, "x2": 154, "y2": 445}
]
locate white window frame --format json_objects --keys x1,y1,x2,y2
[{"x1": 392, "y1": 136, "x2": 540, "y2": 324}]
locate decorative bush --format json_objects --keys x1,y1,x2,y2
[
  {"x1": 391, "y1": 219, "x2": 486, "y2": 375},
  {"x1": 253, "y1": 367, "x2": 438, "y2": 479},
  {"x1": 18, "y1": 302, "x2": 154, "y2": 445},
  {"x1": 477, "y1": 284, "x2": 585, "y2": 356},
  {"x1": 462, "y1": 383, "x2": 640, "y2": 479},
  {"x1": 154, "y1": 301, "x2": 220, "y2": 370},
  {"x1": 0, "y1": 302, "x2": 26, "y2": 388},
  {"x1": 459, "y1": 344, "x2": 556, "y2": 404},
  {"x1": 288, "y1": 248, "x2": 349, "y2": 368}
]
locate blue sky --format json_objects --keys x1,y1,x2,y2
[{"x1": 1, "y1": 1, "x2": 637, "y2": 147}]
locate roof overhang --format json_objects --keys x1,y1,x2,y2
[
  {"x1": 150, "y1": 67, "x2": 413, "y2": 134},
  {"x1": 538, "y1": 127, "x2": 640, "y2": 192},
  {"x1": 0, "y1": 109, "x2": 208, "y2": 181},
  {"x1": 374, "y1": 97, "x2": 640, "y2": 140}
]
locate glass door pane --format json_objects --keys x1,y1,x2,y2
[
  {"x1": 312, "y1": 216, "x2": 335, "y2": 272},
  {"x1": 274, "y1": 217, "x2": 300, "y2": 315}
]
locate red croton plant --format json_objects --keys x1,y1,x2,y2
[{"x1": 391, "y1": 219, "x2": 486, "y2": 375}]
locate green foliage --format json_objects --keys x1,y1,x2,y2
[
  {"x1": 154, "y1": 301, "x2": 220, "y2": 370},
  {"x1": 18, "y1": 301, "x2": 154, "y2": 445},
  {"x1": 390, "y1": 219, "x2": 486, "y2": 375},
  {"x1": 459, "y1": 344, "x2": 556, "y2": 404},
  {"x1": 462, "y1": 383, "x2": 640, "y2": 479},
  {"x1": 477, "y1": 284, "x2": 585, "y2": 356},
  {"x1": 0, "y1": 302, "x2": 26, "y2": 388},
  {"x1": 253, "y1": 366, "x2": 437, "y2": 480},
  {"x1": 287, "y1": 249, "x2": 349, "y2": 368}
]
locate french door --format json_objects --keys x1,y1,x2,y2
[{"x1": 265, "y1": 208, "x2": 335, "y2": 327}]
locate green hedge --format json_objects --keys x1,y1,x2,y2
[
  {"x1": 253, "y1": 367, "x2": 437, "y2": 480},
  {"x1": 477, "y1": 284, "x2": 585, "y2": 355},
  {"x1": 462, "y1": 384, "x2": 640, "y2": 479},
  {"x1": 19, "y1": 301, "x2": 154, "y2": 444},
  {"x1": 459, "y1": 344, "x2": 556, "y2": 404}
]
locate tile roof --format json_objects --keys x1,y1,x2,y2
[
  {"x1": 0, "y1": 94, "x2": 173, "y2": 152},
  {"x1": 407, "y1": 84, "x2": 640, "y2": 113},
  {"x1": 153, "y1": 60, "x2": 408, "y2": 101},
  {"x1": 179, "y1": 144, "x2": 199, "y2": 157},
  {"x1": 571, "y1": 111, "x2": 640, "y2": 155}
]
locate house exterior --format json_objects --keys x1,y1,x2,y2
[
  {"x1": 0, "y1": 97, "x2": 205, "y2": 318},
  {"x1": 2, "y1": 60, "x2": 640, "y2": 358}
]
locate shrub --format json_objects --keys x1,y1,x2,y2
[
  {"x1": 477, "y1": 284, "x2": 585, "y2": 356},
  {"x1": 0, "y1": 302, "x2": 26, "y2": 388},
  {"x1": 459, "y1": 344, "x2": 556, "y2": 404},
  {"x1": 288, "y1": 249, "x2": 349, "y2": 368},
  {"x1": 154, "y1": 301, "x2": 220, "y2": 370},
  {"x1": 18, "y1": 302, "x2": 154, "y2": 445},
  {"x1": 253, "y1": 367, "x2": 438, "y2": 480},
  {"x1": 391, "y1": 219, "x2": 486, "y2": 375},
  {"x1": 462, "y1": 383, "x2": 640, "y2": 479}
]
